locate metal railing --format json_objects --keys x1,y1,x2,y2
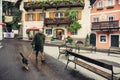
[{"x1": 91, "y1": 20, "x2": 120, "y2": 31}]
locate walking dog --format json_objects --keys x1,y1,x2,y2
[{"x1": 20, "y1": 52, "x2": 29, "y2": 70}]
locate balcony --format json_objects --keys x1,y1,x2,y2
[
  {"x1": 91, "y1": 21, "x2": 120, "y2": 31},
  {"x1": 24, "y1": 1, "x2": 85, "y2": 11},
  {"x1": 44, "y1": 18, "x2": 71, "y2": 26}
]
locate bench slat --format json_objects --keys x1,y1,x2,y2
[
  {"x1": 69, "y1": 59, "x2": 117, "y2": 80},
  {"x1": 67, "y1": 51, "x2": 113, "y2": 70},
  {"x1": 108, "y1": 47, "x2": 120, "y2": 55}
]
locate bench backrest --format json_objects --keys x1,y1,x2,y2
[
  {"x1": 66, "y1": 50, "x2": 113, "y2": 71},
  {"x1": 109, "y1": 47, "x2": 120, "y2": 51}
]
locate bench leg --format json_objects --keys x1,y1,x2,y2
[
  {"x1": 58, "y1": 53, "x2": 61, "y2": 59},
  {"x1": 65, "y1": 59, "x2": 69, "y2": 70},
  {"x1": 111, "y1": 69, "x2": 114, "y2": 80},
  {"x1": 74, "y1": 63, "x2": 76, "y2": 69},
  {"x1": 74, "y1": 57, "x2": 77, "y2": 69},
  {"x1": 108, "y1": 52, "x2": 110, "y2": 56}
]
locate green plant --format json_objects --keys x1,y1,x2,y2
[
  {"x1": 85, "y1": 34, "x2": 90, "y2": 46},
  {"x1": 65, "y1": 9, "x2": 82, "y2": 33},
  {"x1": 2, "y1": 1, "x2": 22, "y2": 30},
  {"x1": 66, "y1": 36, "x2": 73, "y2": 44}
]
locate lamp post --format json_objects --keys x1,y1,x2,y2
[{"x1": 0, "y1": 0, "x2": 3, "y2": 40}]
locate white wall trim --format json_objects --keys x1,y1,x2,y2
[{"x1": 91, "y1": 10, "x2": 120, "y2": 15}]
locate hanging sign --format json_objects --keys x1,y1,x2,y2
[{"x1": 5, "y1": 16, "x2": 13, "y2": 22}]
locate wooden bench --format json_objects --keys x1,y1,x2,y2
[
  {"x1": 57, "y1": 44, "x2": 80, "y2": 59},
  {"x1": 108, "y1": 47, "x2": 120, "y2": 56},
  {"x1": 57, "y1": 44, "x2": 67, "y2": 59},
  {"x1": 65, "y1": 50, "x2": 118, "y2": 80},
  {"x1": 57, "y1": 44, "x2": 74, "y2": 59}
]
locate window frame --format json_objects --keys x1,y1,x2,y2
[
  {"x1": 99, "y1": 34, "x2": 107, "y2": 43},
  {"x1": 54, "y1": 12, "x2": 64, "y2": 18},
  {"x1": 45, "y1": 29, "x2": 52, "y2": 35},
  {"x1": 40, "y1": 13, "x2": 45, "y2": 21},
  {"x1": 107, "y1": 15, "x2": 115, "y2": 21},
  {"x1": 106, "y1": 0, "x2": 115, "y2": 7},
  {"x1": 93, "y1": 17, "x2": 99, "y2": 22},
  {"x1": 71, "y1": 29, "x2": 78, "y2": 35},
  {"x1": 97, "y1": 1, "x2": 104, "y2": 9},
  {"x1": 32, "y1": 0, "x2": 36, "y2": 2},
  {"x1": 119, "y1": 0, "x2": 120, "y2": 4},
  {"x1": 28, "y1": 13, "x2": 33, "y2": 21}
]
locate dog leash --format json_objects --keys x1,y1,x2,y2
[{"x1": 28, "y1": 48, "x2": 34, "y2": 58}]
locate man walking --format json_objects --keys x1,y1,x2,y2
[{"x1": 32, "y1": 29, "x2": 46, "y2": 63}]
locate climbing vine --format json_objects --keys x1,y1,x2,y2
[
  {"x1": 65, "y1": 9, "x2": 82, "y2": 33},
  {"x1": 2, "y1": 1, "x2": 22, "y2": 30}
]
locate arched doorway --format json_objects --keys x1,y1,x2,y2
[
  {"x1": 90, "y1": 33, "x2": 96, "y2": 46},
  {"x1": 53, "y1": 29, "x2": 64, "y2": 40}
]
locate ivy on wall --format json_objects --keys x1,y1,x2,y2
[
  {"x1": 2, "y1": 1, "x2": 22, "y2": 30},
  {"x1": 65, "y1": 9, "x2": 82, "y2": 33}
]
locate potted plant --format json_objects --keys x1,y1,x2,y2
[
  {"x1": 66, "y1": 36, "x2": 73, "y2": 44},
  {"x1": 85, "y1": 34, "x2": 90, "y2": 46}
]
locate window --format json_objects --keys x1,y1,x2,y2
[
  {"x1": 119, "y1": 0, "x2": 120, "y2": 4},
  {"x1": 46, "y1": 29, "x2": 52, "y2": 35},
  {"x1": 93, "y1": 17, "x2": 99, "y2": 22},
  {"x1": 71, "y1": 29, "x2": 78, "y2": 35},
  {"x1": 40, "y1": 13, "x2": 45, "y2": 21},
  {"x1": 99, "y1": 35, "x2": 107, "y2": 42},
  {"x1": 106, "y1": 0, "x2": 115, "y2": 7},
  {"x1": 55, "y1": 12, "x2": 64, "y2": 18},
  {"x1": 28, "y1": 14, "x2": 33, "y2": 21},
  {"x1": 32, "y1": 0, "x2": 36, "y2": 2},
  {"x1": 107, "y1": 15, "x2": 114, "y2": 21},
  {"x1": 97, "y1": 1, "x2": 103, "y2": 9}
]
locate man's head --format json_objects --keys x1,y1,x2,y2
[{"x1": 39, "y1": 29, "x2": 43, "y2": 33}]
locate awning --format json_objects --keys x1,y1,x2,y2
[
  {"x1": 27, "y1": 27, "x2": 39, "y2": 31},
  {"x1": 0, "y1": 22, "x2": 6, "y2": 26}
]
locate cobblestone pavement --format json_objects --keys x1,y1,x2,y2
[
  {"x1": 44, "y1": 42, "x2": 120, "y2": 80},
  {"x1": 0, "y1": 39, "x2": 94, "y2": 80}
]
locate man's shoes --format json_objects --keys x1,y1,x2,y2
[{"x1": 41, "y1": 60, "x2": 45, "y2": 63}]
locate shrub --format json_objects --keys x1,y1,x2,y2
[{"x1": 66, "y1": 36, "x2": 73, "y2": 44}]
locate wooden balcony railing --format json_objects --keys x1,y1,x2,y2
[
  {"x1": 24, "y1": 1, "x2": 84, "y2": 11},
  {"x1": 44, "y1": 18, "x2": 71, "y2": 26},
  {"x1": 91, "y1": 20, "x2": 120, "y2": 31}
]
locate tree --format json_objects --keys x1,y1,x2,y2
[
  {"x1": 65, "y1": 9, "x2": 82, "y2": 33},
  {"x1": 2, "y1": 1, "x2": 22, "y2": 30}
]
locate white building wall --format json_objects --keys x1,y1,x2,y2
[
  {"x1": 20, "y1": 1, "x2": 44, "y2": 39},
  {"x1": 71, "y1": 0, "x2": 90, "y2": 40},
  {"x1": 20, "y1": 0, "x2": 91, "y2": 40}
]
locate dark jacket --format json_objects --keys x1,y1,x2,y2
[{"x1": 32, "y1": 33, "x2": 45, "y2": 51}]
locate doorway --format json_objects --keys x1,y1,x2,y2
[
  {"x1": 54, "y1": 29, "x2": 64, "y2": 40},
  {"x1": 90, "y1": 33, "x2": 96, "y2": 46},
  {"x1": 111, "y1": 35, "x2": 119, "y2": 47}
]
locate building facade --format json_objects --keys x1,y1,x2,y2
[
  {"x1": 90, "y1": 0, "x2": 120, "y2": 49},
  {"x1": 20, "y1": 0, "x2": 91, "y2": 42}
]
